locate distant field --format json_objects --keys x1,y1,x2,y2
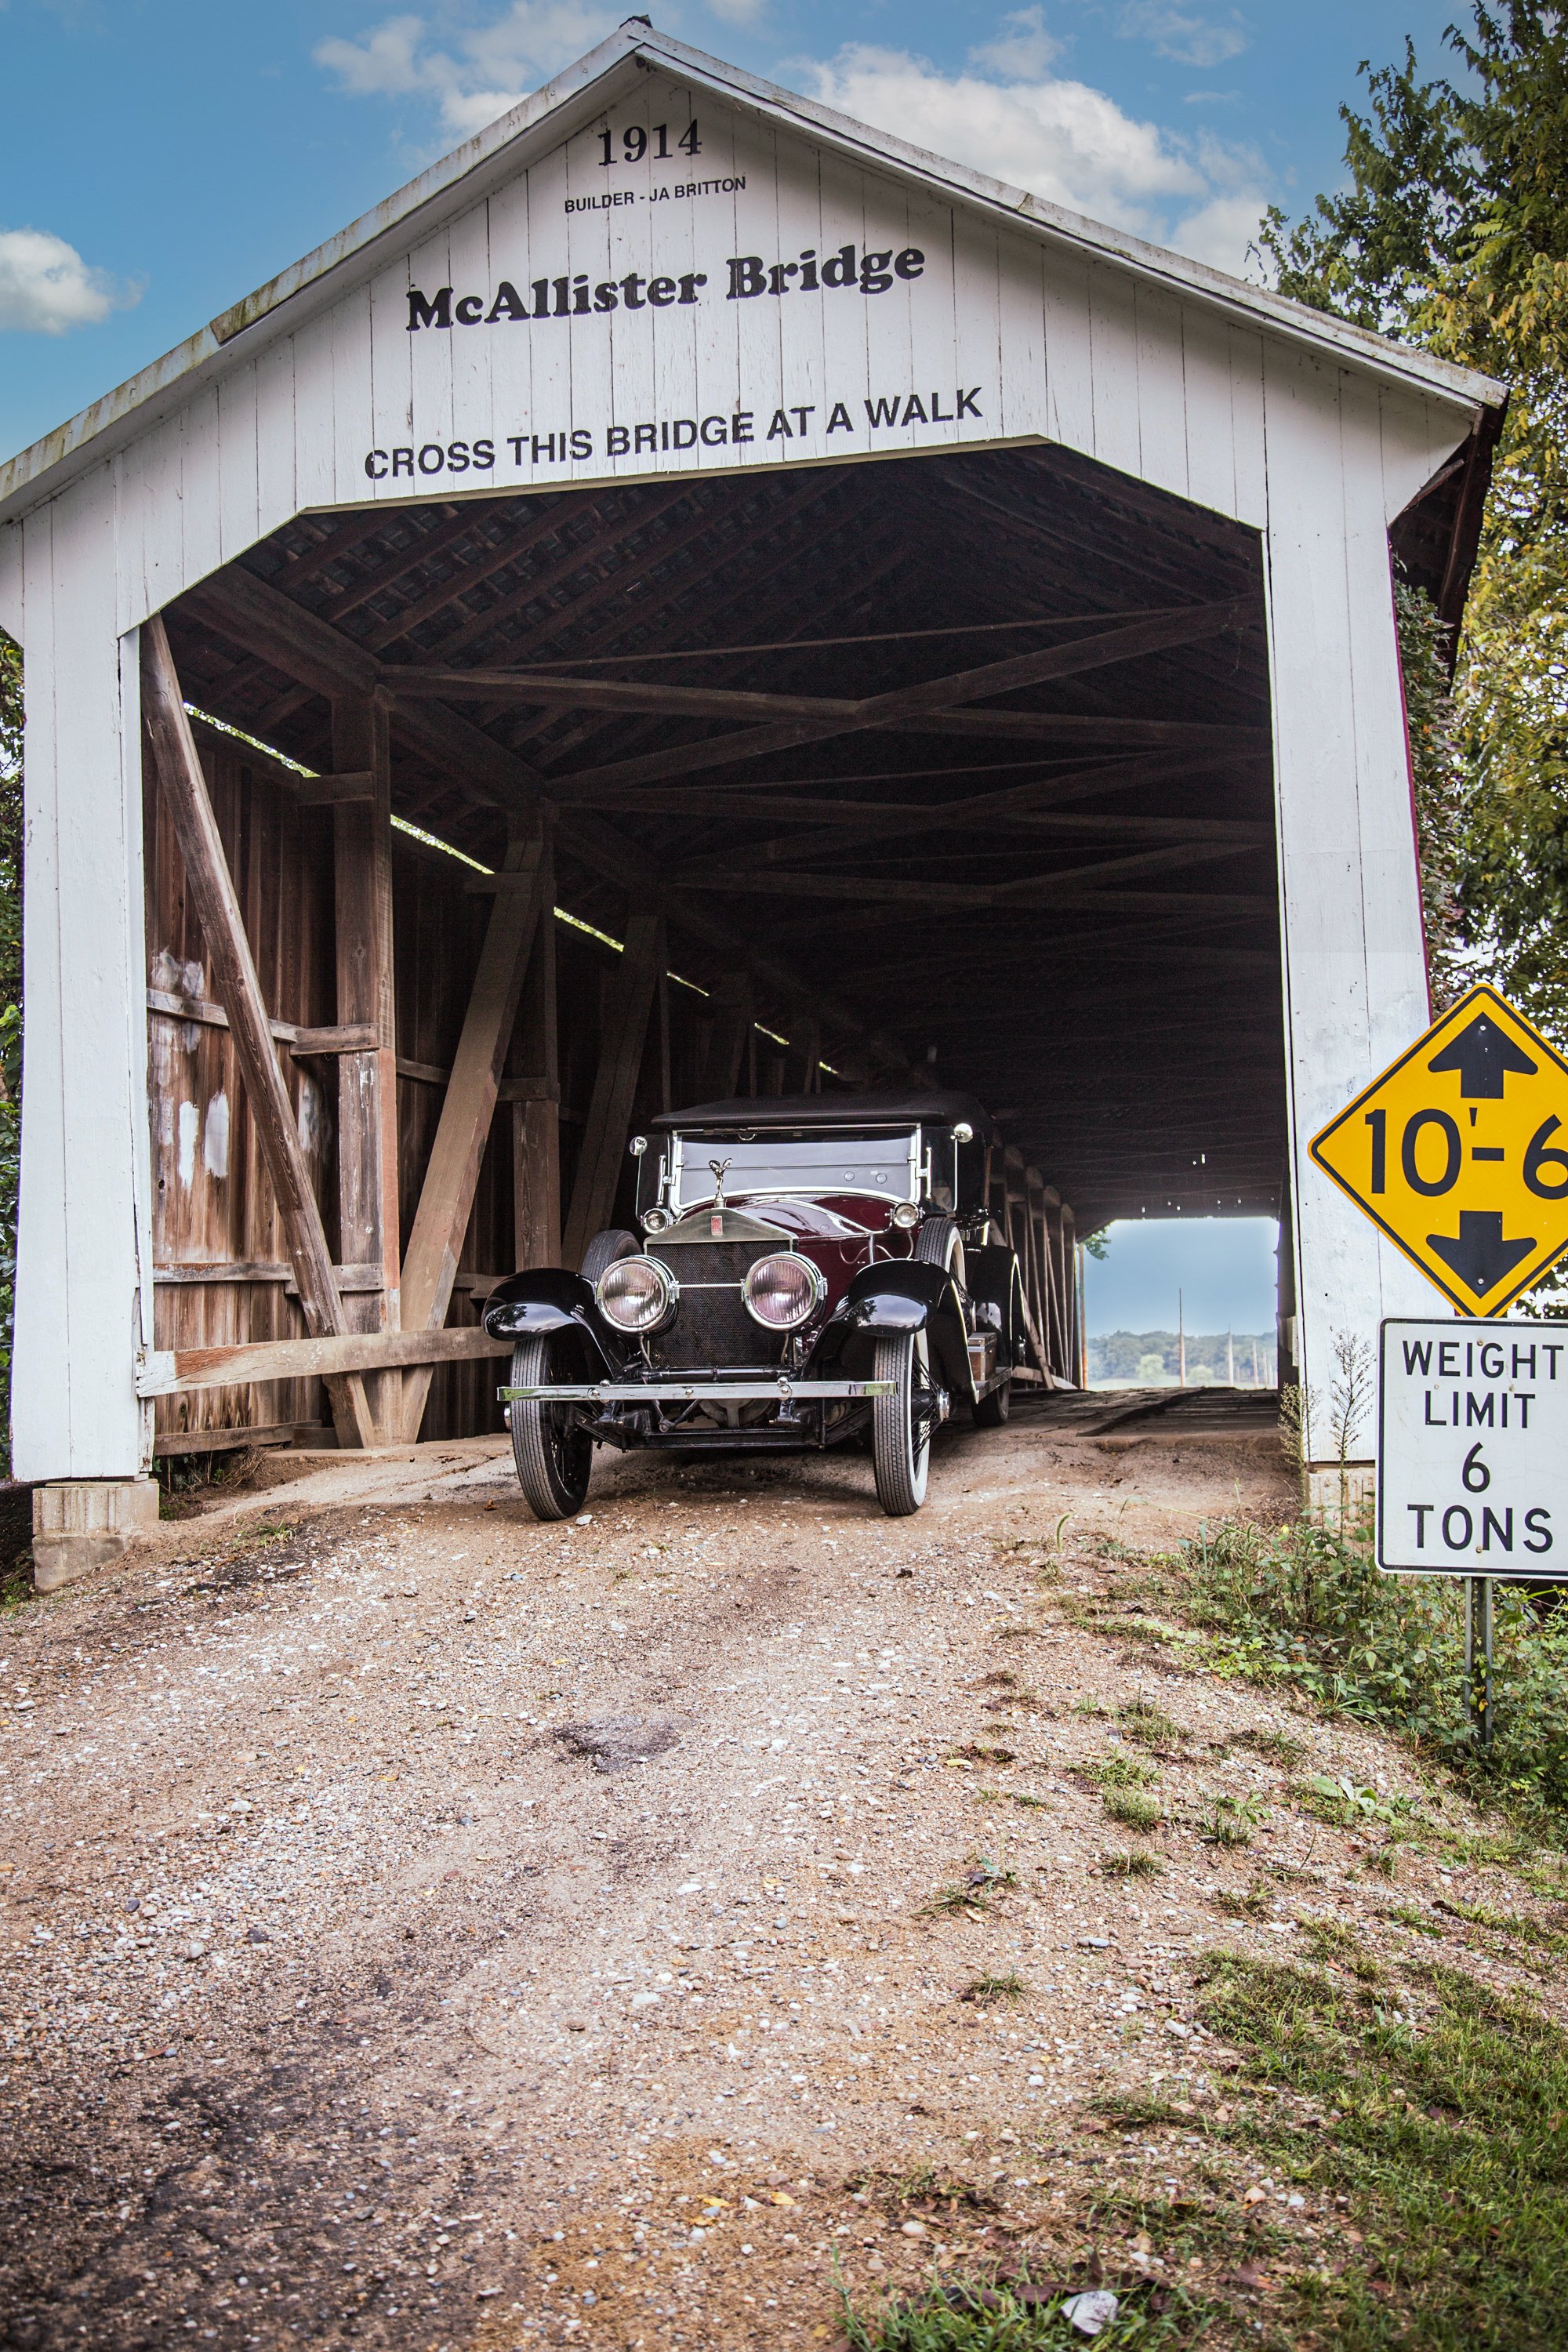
[{"x1": 1087, "y1": 1327, "x2": 1277, "y2": 1388}]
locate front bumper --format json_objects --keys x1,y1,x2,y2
[{"x1": 499, "y1": 1377, "x2": 895, "y2": 1403}]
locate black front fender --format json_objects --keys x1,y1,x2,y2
[
  {"x1": 482, "y1": 1270, "x2": 618, "y2": 1373},
  {"x1": 817, "y1": 1261, "x2": 975, "y2": 1397},
  {"x1": 839, "y1": 1260, "x2": 953, "y2": 1330}
]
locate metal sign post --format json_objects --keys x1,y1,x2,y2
[{"x1": 1464, "y1": 1573, "x2": 1494, "y2": 1750}]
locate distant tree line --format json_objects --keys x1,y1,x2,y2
[{"x1": 1087, "y1": 1330, "x2": 1278, "y2": 1388}]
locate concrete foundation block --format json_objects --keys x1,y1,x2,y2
[
  {"x1": 32, "y1": 1479, "x2": 161, "y2": 1592},
  {"x1": 1305, "y1": 1461, "x2": 1374, "y2": 1532}
]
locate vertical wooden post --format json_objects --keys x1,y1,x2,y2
[
  {"x1": 140, "y1": 617, "x2": 377, "y2": 1450},
  {"x1": 700, "y1": 974, "x2": 754, "y2": 1101},
  {"x1": 511, "y1": 837, "x2": 561, "y2": 1269},
  {"x1": 657, "y1": 967, "x2": 672, "y2": 1112},
  {"x1": 398, "y1": 829, "x2": 547, "y2": 1437},
  {"x1": 1060, "y1": 1204, "x2": 1083, "y2": 1385},
  {"x1": 786, "y1": 1011, "x2": 822, "y2": 1094},
  {"x1": 561, "y1": 912, "x2": 666, "y2": 1268},
  {"x1": 331, "y1": 695, "x2": 400, "y2": 1436}
]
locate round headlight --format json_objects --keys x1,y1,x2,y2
[
  {"x1": 743, "y1": 1252, "x2": 826, "y2": 1330},
  {"x1": 889, "y1": 1201, "x2": 921, "y2": 1229},
  {"x1": 597, "y1": 1254, "x2": 678, "y2": 1333}
]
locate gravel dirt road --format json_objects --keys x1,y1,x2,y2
[{"x1": 0, "y1": 1396, "x2": 1523, "y2": 2348}]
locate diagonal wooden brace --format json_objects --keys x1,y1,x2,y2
[{"x1": 140, "y1": 616, "x2": 378, "y2": 1449}]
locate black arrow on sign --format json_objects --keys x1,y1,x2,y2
[
  {"x1": 1427, "y1": 1014, "x2": 1537, "y2": 1098},
  {"x1": 1427, "y1": 1211, "x2": 1537, "y2": 1297}
]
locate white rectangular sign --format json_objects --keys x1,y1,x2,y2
[{"x1": 1378, "y1": 1317, "x2": 1568, "y2": 1578}]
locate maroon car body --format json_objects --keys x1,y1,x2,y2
[{"x1": 483, "y1": 1091, "x2": 1033, "y2": 1519}]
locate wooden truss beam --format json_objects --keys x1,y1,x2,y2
[
  {"x1": 670, "y1": 844, "x2": 1269, "y2": 913},
  {"x1": 397, "y1": 829, "x2": 548, "y2": 1439},
  {"x1": 140, "y1": 617, "x2": 379, "y2": 1450},
  {"x1": 670, "y1": 753, "x2": 1253, "y2": 878},
  {"x1": 562, "y1": 913, "x2": 666, "y2": 1269},
  {"x1": 387, "y1": 601, "x2": 1247, "y2": 720},
  {"x1": 182, "y1": 566, "x2": 916, "y2": 1080}
]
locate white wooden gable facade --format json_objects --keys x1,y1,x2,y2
[{"x1": 0, "y1": 21, "x2": 1504, "y2": 1486}]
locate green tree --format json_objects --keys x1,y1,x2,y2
[{"x1": 1261, "y1": 5, "x2": 1568, "y2": 1036}]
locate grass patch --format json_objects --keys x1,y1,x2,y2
[
  {"x1": 840, "y1": 2269, "x2": 1196, "y2": 2350},
  {"x1": 1103, "y1": 1789, "x2": 1163, "y2": 1834},
  {"x1": 954, "y1": 1744, "x2": 1018, "y2": 1766},
  {"x1": 1116, "y1": 1698, "x2": 1184, "y2": 1750},
  {"x1": 1198, "y1": 1791, "x2": 1265, "y2": 1846},
  {"x1": 1182, "y1": 1515, "x2": 1568, "y2": 1831},
  {"x1": 1298, "y1": 1917, "x2": 1377, "y2": 1977},
  {"x1": 1381, "y1": 1901, "x2": 1445, "y2": 1940},
  {"x1": 1091, "y1": 2089, "x2": 1193, "y2": 2132},
  {"x1": 1225, "y1": 1726, "x2": 1308, "y2": 1766},
  {"x1": 1435, "y1": 1897, "x2": 1568, "y2": 1953},
  {"x1": 1210, "y1": 1884, "x2": 1270, "y2": 1919},
  {"x1": 1198, "y1": 1947, "x2": 1568, "y2": 2347},
  {"x1": 1102, "y1": 1849, "x2": 1164, "y2": 1879},
  {"x1": 960, "y1": 1972, "x2": 1027, "y2": 2005},
  {"x1": 1082, "y1": 1751, "x2": 1160, "y2": 1790}
]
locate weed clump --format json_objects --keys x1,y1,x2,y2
[
  {"x1": 1102, "y1": 1789, "x2": 1163, "y2": 1834},
  {"x1": 1102, "y1": 1850, "x2": 1163, "y2": 1879},
  {"x1": 1183, "y1": 1514, "x2": 1568, "y2": 1826},
  {"x1": 1116, "y1": 1697, "x2": 1183, "y2": 1750},
  {"x1": 959, "y1": 1972, "x2": 1027, "y2": 2005}
]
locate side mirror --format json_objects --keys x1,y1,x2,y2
[
  {"x1": 952, "y1": 1122, "x2": 974, "y2": 1145},
  {"x1": 629, "y1": 1134, "x2": 648, "y2": 1156}
]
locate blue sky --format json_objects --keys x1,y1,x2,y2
[
  {"x1": 1085, "y1": 1217, "x2": 1280, "y2": 1337},
  {"x1": 2, "y1": 0, "x2": 1468, "y2": 462}
]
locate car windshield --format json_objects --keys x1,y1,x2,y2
[{"x1": 666, "y1": 1128, "x2": 920, "y2": 1209}]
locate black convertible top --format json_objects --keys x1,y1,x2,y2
[{"x1": 650, "y1": 1091, "x2": 991, "y2": 1134}]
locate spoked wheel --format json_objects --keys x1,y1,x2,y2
[
  {"x1": 974, "y1": 1376, "x2": 1011, "y2": 1428},
  {"x1": 509, "y1": 1333, "x2": 593, "y2": 1521},
  {"x1": 872, "y1": 1328, "x2": 933, "y2": 1516}
]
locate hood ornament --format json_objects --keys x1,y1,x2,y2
[{"x1": 709, "y1": 1156, "x2": 733, "y2": 1213}]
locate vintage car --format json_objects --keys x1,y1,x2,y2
[{"x1": 482, "y1": 1091, "x2": 1034, "y2": 1520}]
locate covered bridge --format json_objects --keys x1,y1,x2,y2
[{"x1": 0, "y1": 20, "x2": 1504, "y2": 1581}]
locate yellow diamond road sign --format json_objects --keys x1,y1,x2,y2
[{"x1": 1310, "y1": 983, "x2": 1568, "y2": 1318}]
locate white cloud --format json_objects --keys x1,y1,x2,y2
[
  {"x1": 1167, "y1": 190, "x2": 1266, "y2": 271},
  {"x1": 797, "y1": 38, "x2": 1267, "y2": 270},
  {"x1": 315, "y1": 2, "x2": 620, "y2": 141},
  {"x1": 315, "y1": 6, "x2": 1269, "y2": 272},
  {"x1": 970, "y1": 7, "x2": 1062, "y2": 78},
  {"x1": 0, "y1": 227, "x2": 137, "y2": 335},
  {"x1": 1117, "y1": 3, "x2": 1249, "y2": 69}
]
